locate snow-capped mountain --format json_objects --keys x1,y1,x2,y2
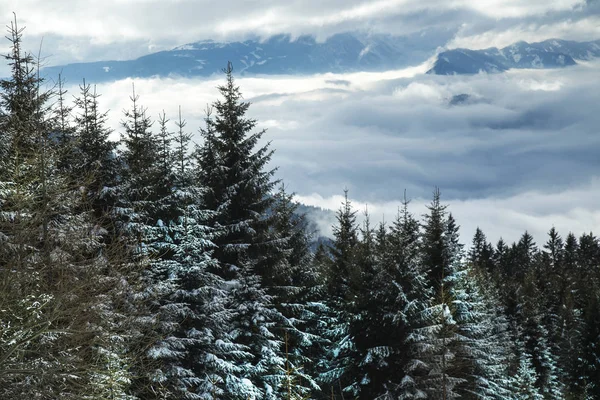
[
  {"x1": 41, "y1": 30, "x2": 451, "y2": 83},
  {"x1": 428, "y1": 39, "x2": 600, "y2": 75},
  {"x1": 41, "y1": 34, "x2": 600, "y2": 83}
]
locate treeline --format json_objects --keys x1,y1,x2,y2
[{"x1": 0, "y1": 19, "x2": 599, "y2": 399}]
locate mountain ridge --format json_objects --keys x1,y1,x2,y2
[
  {"x1": 41, "y1": 30, "x2": 450, "y2": 83},
  {"x1": 40, "y1": 34, "x2": 600, "y2": 83},
  {"x1": 428, "y1": 38, "x2": 600, "y2": 75}
]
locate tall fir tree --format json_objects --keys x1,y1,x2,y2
[
  {"x1": 407, "y1": 189, "x2": 466, "y2": 399},
  {"x1": 268, "y1": 184, "x2": 323, "y2": 396},
  {"x1": 318, "y1": 189, "x2": 360, "y2": 397},
  {"x1": 115, "y1": 84, "x2": 160, "y2": 245},
  {"x1": 195, "y1": 63, "x2": 293, "y2": 398},
  {"x1": 72, "y1": 79, "x2": 119, "y2": 225},
  {"x1": 366, "y1": 195, "x2": 428, "y2": 399}
]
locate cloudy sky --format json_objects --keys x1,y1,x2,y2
[
  {"x1": 1, "y1": 1, "x2": 599, "y2": 245},
  {"x1": 2, "y1": 0, "x2": 599, "y2": 68}
]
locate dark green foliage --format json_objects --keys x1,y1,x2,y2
[
  {"x1": 318, "y1": 190, "x2": 359, "y2": 397},
  {"x1": 420, "y1": 187, "x2": 451, "y2": 293},
  {"x1": 195, "y1": 63, "x2": 299, "y2": 398}
]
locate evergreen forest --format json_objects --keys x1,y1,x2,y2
[{"x1": 1, "y1": 19, "x2": 599, "y2": 400}]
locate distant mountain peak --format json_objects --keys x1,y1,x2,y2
[
  {"x1": 40, "y1": 31, "x2": 594, "y2": 83},
  {"x1": 428, "y1": 38, "x2": 600, "y2": 75},
  {"x1": 40, "y1": 29, "x2": 456, "y2": 84}
]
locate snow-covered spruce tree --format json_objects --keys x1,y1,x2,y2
[
  {"x1": 110, "y1": 85, "x2": 185, "y2": 399},
  {"x1": 408, "y1": 284, "x2": 464, "y2": 400},
  {"x1": 146, "y1": 196, "x2": 236, "y2": 399},
  {"x1": 352, "y1": 194, "x2": 430, "y2": 400},
  {"x1": 195, "y1": 63, "x2": 295, "y2": 398},
  {"x1": 441, "y1": 214, "x2": 508, "y2": 399},
  {"x1": 344, "y1": 209, "x2": 384, "y2": 398},
  {"x1": 308, "y1": 241, "x2": 337, "y2": 400},
  {"x1": 508, "y1": 352, "x2": 545, "y2": 400},
  {"x1": 72, "y1": 79, "x2": 119, "y2": 222},
  {"x1": 576, "y1": 232, "x2": 600, "y2": 398},
  {"x1": 390, "y1": 195, "x2": 433, "y2": 400},
  {"x1": 507, "y1": 232, "x2": 565, "y2": 399},
  {"x1": 554, "y1": 231, "x2": 592, "y2": 398},
  {"x1": 555, "y1": 232, "x2": 587, "y2": 397},
  {"x1": 406, "y1": 189, "x2": 465, "y2": 399},
  {"x1": 267, "y1": 183, "x2": 324, "y2": 397},
  {"x1": 0, "y1": 17, "x2": 77, "y2": 396},
  {"x1": 538, "y1": 228, "x2": 580, "y2": 397},
  {"x1": 115, "y1": 84, "x2": 160, "y2": 238},
  {"x1": 62, "y1": 79, "x2": 148, "y2": 399},
  {"x1": 451, "y1": 264, "x2": 512, "y2": 399},
  {"x1": 539, "y1": 229, "x2": 564, "y2": 349},
  {"x1": 580, "y1": 292, "x2": 600, "y2": 398},
  {"x1": 141, "y1": 107, "x2": 188, "y2": 398},
  {"x1": 318, "y1": 190, "x2": 360, "y2": 398},
  {"x1": 520, "y1": 274, "x2": 564, "y2": 398},
  {"x1": 142, "y1": 107, "x2": 243, "y2": 400},
  {"x1": 347, "y1": 199, "x2": 424, "y2": 400},
  {"x1": 60, "y1": 198, "x2": 139, "y2": 400}
]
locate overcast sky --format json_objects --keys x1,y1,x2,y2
[{"x1": 1, "y1": 1, "x2": 599, "y2": 246}]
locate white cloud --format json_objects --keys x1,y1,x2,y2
[
  {"x1": 515, "y1": 78, "x2": 564, "y2": 91},
  {"x1": 448, "y1": 15, "x2": 600, "y2": 50},
  {"x1": 449, "y1": 0, "x2": 585, "y2": 19},
  {"x1": 81, "y1": 61, "x2": 433, "y2": 135},
  {"x1": 393, "y1": 81, "x2": 448, "y2": 102}
]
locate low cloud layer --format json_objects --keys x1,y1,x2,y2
[{"x1": 55, "y1": 59, "x2": 600, "y2": 245}]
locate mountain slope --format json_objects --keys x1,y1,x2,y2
[
  {"x1": 42, "y1": 35, "x2": 600, "y2": 83},
  {"x1": 42, "y1": 30, "x2": 451, "y2": 83},
  {"x1": 428, "y1": 39, "x2": 600, "y2": 75}
]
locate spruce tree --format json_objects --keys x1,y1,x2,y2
[
  {"x1": 195, "y1": 63, "x2": 291, "y2": 398},
  {"x1": 469, "y1": 227, "x2": 494, "y2": 276},
  {"x1": 52, "y1": 74, "x2": 77, "y2": 174},
  {"x1": 408, "y1": 190, "x2": 467, "y2": 399},
  {"x1": 580, "y1": 293, "x2": 600, "y2": 398},
  {"x1": 72, "y1": 80, "x2": 119, "y2": 224},
  {"x1": 508, "y1": 352, "x2": 545, "y2": 400},
  {"x1": 451, "y1": 263, "x2": 512, "y2": 399},
  {"x1": 558, "y1": 232, "x2": 587, "y2": 396},
  {"x1": 346, "y1": 209, "x2": 385, "y2": 398},
  {"x1": 421, "y1": 188, "x2": 452, "y2": 294},
  {"x1": 319, "y1": 189, "x2": 360, "y2": 397},
  {"x1": 115, "y1": 84, "x2": 159, "y2": 245},
  {"x1": 369, "y1": 195, "x2": 428, "y2": 399},
  {"x1": 268, "y1": 184, "x2": 323, "y2": 396}
]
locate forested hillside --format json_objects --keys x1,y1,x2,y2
[{"x1": 1, "y1": 19, "x2": 599, "y2": 399}]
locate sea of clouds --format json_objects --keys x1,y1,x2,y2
[{"x1": 55, "y1": 58, "x2": 600, "y2": 246}]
